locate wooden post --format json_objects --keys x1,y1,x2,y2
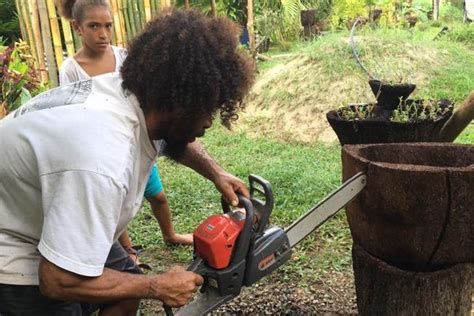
[
  {"x1": 37, "y1": 0, "x2": 58, "y2": 86},
  {"x1": 210, "y1": 0, "x2": 217, "y2": 17},
  {"x1": 45, "y1": 0, "x2": 64, "y2": 68},
  {"x1": 247, "y1": 0, "x2": 255, "y2": 56},
  {"x1": 29, "y1": 0, "x2": 49, "y2": 82}
]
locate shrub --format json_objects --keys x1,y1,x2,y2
[
  {"x1": 0, "y1": 40, "x2": 46, "y2": 118},
  {"x1": 446, "y1": 24, "x2": 474, "y2": 46}
]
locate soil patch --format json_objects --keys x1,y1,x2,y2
[{"x1": 139, "y1": 262, "x2": 357, "y2": 315}]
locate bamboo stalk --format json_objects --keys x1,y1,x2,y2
[
  {"x1": 15, "y1": 0, "x2": 27, "y2": 40},
  {"x1": 110, "y1": 0, "x2": 125, "y2": 47},
  {"x1": 29, "y1": 0, "x2": 48, "y2": 82},
  {"x1": 37, "y1": 0, "x2": 58, "y2": 86},
  {"x1": 45, "y1": 0, "x2": 64, "y2": 68},
  {"x1": 60, "y1": 17, "x2": 75, "y2": 56},
  {"x1": 160, "y1": 0, "x2": 170, "y2": 9},
  {"x1": 126, "y1": 0, "x2": 137, "y2": 37},
  {"x1": 144, "y1": 0, "x2": 152, "y2": 22},
  {"x1": 151, "y1": 0, "x2": 157, "y2": 17},
  {"x1": 210, "y1": 0, "x2": 216, "y2": 17},
  {"x1": 18, "y1": 0, "x2": 39, "y2": 71},
  {"x1": 137, "y1": 0, "x2": 146, "y2": 28},
  {"x1": 133, "y1": 0, "x2": 143, "y2": 32},
  {"x1": 116, "y1": 0, "x2": 127, "y2": 45},
  {"x1": 154, "y1": 0, "x2": 161, "y2": 15},
  {"x1": 72, "y1": 30, "x2": 82, "y2": 50},
  {"x1": 122, "y1": 0, "x2": 133, "y2": 40}
]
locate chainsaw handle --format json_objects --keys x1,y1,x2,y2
[{"x1": 249, "y1": 174, "x2": 274, "y2": 234}]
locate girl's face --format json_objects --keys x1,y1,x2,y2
[{"x1": 73, "y1": 6, "x2": 113, "y2": 53}]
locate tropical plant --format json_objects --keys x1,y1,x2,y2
[{"x1": 0, "y1": 40, "x2": 46, "y2": 118}]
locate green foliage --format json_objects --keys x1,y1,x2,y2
[
  {"x1": 0, "y1": 41, "x2": 46, "y2": 117},
  {"x1": 446, "y1": 24, "x2": 474, "y2": 47},
  {"x1": 439, "y1": 1, "x2": 464, "y2": 22},
  {"x1": 330, "y1": 0, "x2": 368, "y2": 29},
  {"x1": 0, "y1": 0, "x2": 19, "y2": 44}
]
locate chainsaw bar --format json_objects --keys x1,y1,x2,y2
[
  {"x1": 285, "y1": 172, "x2": 366, "y2": 248},
  {"x1": 175, "y1": 286, "x2": 236, "y2": 315}
]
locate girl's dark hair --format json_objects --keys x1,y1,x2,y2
[
  {"x1": 121, "y1": 9, "x2": 255, "y2": 128},
  {"x1": 55, "y1": 0, "x2": 110, "y2": 22}
]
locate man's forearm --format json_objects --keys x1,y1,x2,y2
[
  {"x1": 176, "y1": 140, "x2": 224, "y2": 182},
  {"x1": 39, "y1": 258, "x2": 157, "y2": 303}
]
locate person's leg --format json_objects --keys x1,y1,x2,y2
[{"x1": 0, "y1": 283, "x2": 82, "y2": 316}]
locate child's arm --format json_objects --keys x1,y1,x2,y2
[{"x1": 147, "y1": 192, "x2": 193, "y2": 245}]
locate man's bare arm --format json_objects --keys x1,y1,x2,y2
[
  {"x1": 39, "y1": 257, "x2": 202, "y2": 307},
  {"x1": 176, "y1": 140, "x2": 249, "y2": 205}
]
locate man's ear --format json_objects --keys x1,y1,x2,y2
[{"x1": 71, "y1": 20, "x2": 81, "y2": 35}]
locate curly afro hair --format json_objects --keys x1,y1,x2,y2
[{"x1": 121, "y1": 9, "x2": 255, "y2": 128}]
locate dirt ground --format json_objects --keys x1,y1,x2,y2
[{"x1": 139, "y1": 260, "x2": 357, "y2": 315}]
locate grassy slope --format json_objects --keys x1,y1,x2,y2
[
  {"x1": 238, "y1": 24, "x2": 474, "y2": 143},
  {"x1": 129, "y1": 25, "x2": 474, "y2": 287}
]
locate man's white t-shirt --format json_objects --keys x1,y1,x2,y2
[
  {"x1": 0, "y1": 73, "x2": 158, "y2": 285},
  {"x1": 59, "y1": 46, "x2": 127, "y2": 86}
]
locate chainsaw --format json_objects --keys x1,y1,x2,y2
[{"x1": 165, "y1": 172, "x2": 366, "y2": 315}]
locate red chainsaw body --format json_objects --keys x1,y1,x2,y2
[{"x1": 193, "y1": 213, "x2": 245, "y2": 269}]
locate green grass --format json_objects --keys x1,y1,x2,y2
[{"x1": 129, "y1": 126, "x2": 350, "y2": 279}]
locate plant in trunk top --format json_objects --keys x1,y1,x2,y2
[{"x1": 0, "y1": 40, "x2": 45, "y2": 118}]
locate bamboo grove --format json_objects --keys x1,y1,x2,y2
[{"x1": 15, "y1": 0, "x2": 173, "y2": 86}]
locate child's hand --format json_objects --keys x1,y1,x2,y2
[{"x1": 164, "y1": 233, "x2": 193, "y2": 246}]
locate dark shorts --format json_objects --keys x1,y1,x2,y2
[{"x1": 0, "y1": 242, "x2": 142, "y2": 316}]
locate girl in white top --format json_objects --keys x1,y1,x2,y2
[
  {"x1": 56, "y1": 0, "x2": 193, "y2": 259},
  {"x1": 60, "y1": 45, "x2": 127, "y2": 85}
]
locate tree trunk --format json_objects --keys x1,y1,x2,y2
[
  {"x1": 437, "y1": 91, "x2": 474, "y2": 142},
  {"x1": 432, "y1": 0, "x2": 440, "y2": 20},
  {"x1": 352, "y1": 244, "x2": 474, "y2": 315},
  {"x1": 210, "y1": 0, "x2": 216, "y2": 17},
  {"x1": 184, "y1": 0, "x2": 189, "y2": 9}
]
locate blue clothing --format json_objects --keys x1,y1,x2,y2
[{"x1": 144, "y1": 164, "x2": 163, "y2": 198}]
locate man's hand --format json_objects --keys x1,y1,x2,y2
[
  {"x1": 174, "y1": 141, "x2": 250, "y2": 206},
  {"x1": 213, "y1": 171, "x2": 250, "y2": 207},
  {"x1": 151, "y1": 266, "x2": 204, "y2": 307}
]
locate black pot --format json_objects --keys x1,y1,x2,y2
[
  {"x1": 369, "y1": 79, "x2": 416, "y2": 110},
  {"x1": 326, "y1": 100, "x2": 452, "y2": 145}
]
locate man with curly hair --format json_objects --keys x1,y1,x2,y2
[{"x1": 0, "y1": 9, "x2": 255, "y2": 315}]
